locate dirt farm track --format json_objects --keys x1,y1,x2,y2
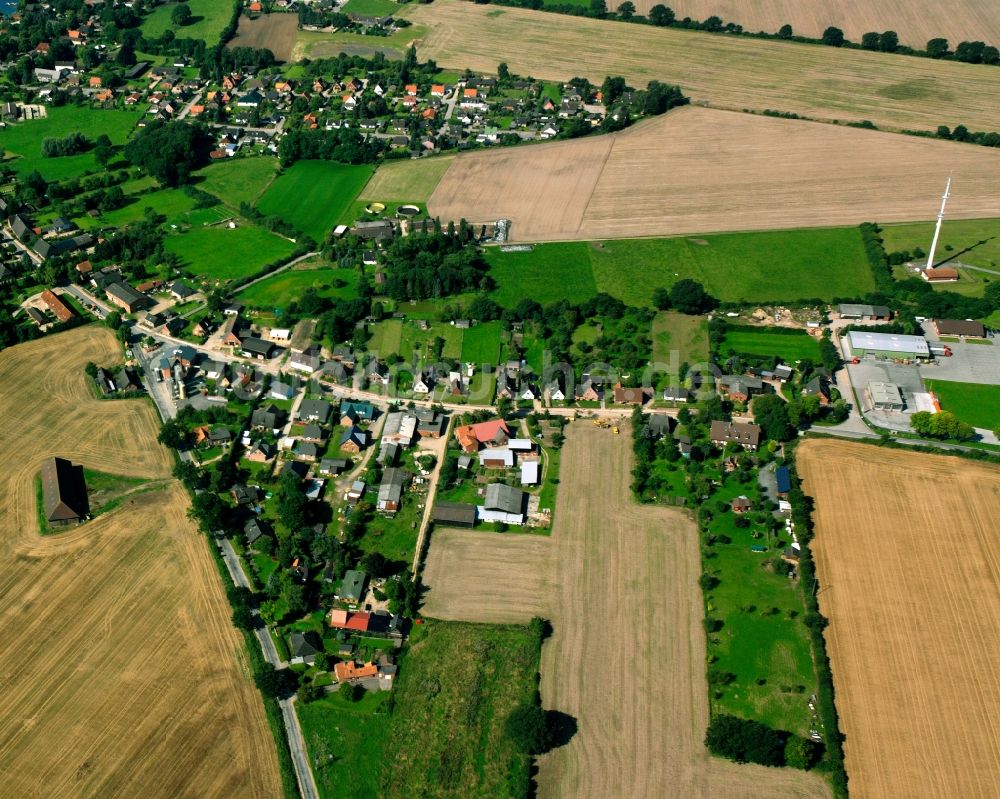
[
  {"x1": 422, "y1": 423, "x2": 830, "y2": 798},
  {"x1": 427, "y1": 107, "x2": 1000, "y2": 242},
  {"x1": 799, "y1": 440, "x2": 1000, "y2": 799},
  {"x1": 0, "y1": 327, "x2": 281, "y2": 798}
]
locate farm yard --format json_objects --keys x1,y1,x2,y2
[
  {"x1": 256, "y1": 161, "x2": 375, "y2": 242},
  {"x1": 405, "y1": 0, "x2": 1000, "y2": 133},
  {"x1": 484, "y1": 226, "x2": 873, "y2": 308},
  {"x1": 227, "y1": 13, "x2": 299, "y2": 62},
  {"x1": 427, "y1": 108, "x2": 1000, "y2": 243},
  {"x1": 720, "y1": 327, "x2": 823, "y2": 362},
  {"x1": 632, "y1": 0, "x2": 1000, "y2": 51},
  {"x1": 799, "y1": 440, "x2": 1000, "y2": 799},
  {"x1": 420, "y1": 423, "x2": 830, "y2": 798},
  {"x1": 0, "y1": 327, "x2": 281, "y2": 798}
]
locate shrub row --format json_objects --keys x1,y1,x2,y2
[{"x1": 784, "y1": 444, "x2": 850, "y2": 797}]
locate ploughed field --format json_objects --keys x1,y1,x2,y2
[
  {"x1": 799, "y1": 439, "x2": 1000, "y2": 799},
  {"x1": 0, "y1": 327, "x2": 281, "y2": 798},
  {"x1": 405, "y1": 0, "x2": 1000, "y2": 133},
  {"x1": 422, "y1": 423, "x2": 830, "y2": 798},
  {"x1": 427, "y1": 107, "x2": 1000, "y2": 242}
]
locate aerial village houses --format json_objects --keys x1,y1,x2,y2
[{"x1": 710, "y1": 420, "x2": 762, "y2": 451}]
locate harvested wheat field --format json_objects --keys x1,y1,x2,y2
[
  {"x1": 422, "y1": 423, "x2": 829, "y2": 798},
  {"x1": 798, "y1": 439, "x2": 1000, "y2": 799},
  {"x1": 428, "y1": 106, "x2": 1000, "y2": 241},
  {"x1": 638, "y1": 0, "x2": 1000, "y2": 50},
  {"x1": 0, "y1": 327, "x2": 281, "y2": 799},
  {"x1": 405, "y1": 0, "x2": 1000, "y2": 133},
  {"x1": 421, "y1": 530, "x2": 555, "y2": 623},
  {"x1": 227, "y1": 13, "x2": 299, "y2": 62}
]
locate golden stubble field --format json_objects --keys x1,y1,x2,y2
[
  {"x1": 0, "y1": 327, "x2": 281, "y2": 798},
  {"x1": 404, "y1": 0, "x2": 1000, "y2": 133},
  {"x1": 228, "y1": 14, "x2": 299, "y2": 62},
  {"x1": 634, "y1": 0, "x2": 1000, "y2": 51},
  {"x1": 427, "y1": 106, "x2": 1000, "y2": 241},
  {"x1": 799, "y1": 439, "x2": 1000, "y2": 799},
  {"x1": 422, "y1": 423, "x2": 830, "y2": 798}
]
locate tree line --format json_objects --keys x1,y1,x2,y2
[{"x1": 473, "y1": 0, "x2": 1000, "y2": 68}]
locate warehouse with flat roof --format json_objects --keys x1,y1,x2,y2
[
  {"x1": 865, "y1": 381, "x2": 905, "y2": 411},
  {"x1": 847, "y1": 331, "x2": 929, "y2": 360}
]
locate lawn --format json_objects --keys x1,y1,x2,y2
[
  {"x1": 359, "y1": 496, "x2": 422, "y2": 565},
  {"x1": 194, "y1": 157, "x2": 278, "y2": 208},
  {"x1": 341, "y1": 0, "x2": 400, "y2": 16},
  {"x1": 93, "y1": 187, "x2": 199, "y2": 228},
  {"x1": 486, "y1": 227, "x2": 873, "y2": 309},
  {"x1": 359, "y1": 155, "x2": 455, "y2": 203},
  {"x1": 923, "y1": 379, "x2": 1000, "y2": 430},
  {"x1": 721, "y1": 326, "x2": 822, "y2": 362},
  {"x1": 164, "y1": 221, "x2": 296, "y2": 282},
  {"x1": 460, "y1": 321, "x2": 502, "y2": 366},
  {"x1": 588, "y1": 228, "x2": 873, "y2": 306},
  {"x1": 0, "y1": 106, "x2": 142, "y2": 182},
  {"x1": 652, "y1": 311, "x2": 709, "y2": 367},
  {"x1": 702, "y1": 474, "x2": 818, "y2": 736},
  {"x1": 142, "y1": 0, "x2": 234, "y2": 43},
  {"x1": 398, "y1": 320, "x2": 464, "y2": 360},
  {"x1": 238, "y1": 265, "x2": 360, "y2": 311},
  {"x1": 367, "y1": 318, "x2": 404, "y2": 358},
  {"x1": 881, "y1": 217, "x2": 1000, "y2": 272},
  {"x1": 379, "y1": 620, "x2": 539, "y2": 797},
  {"x1": 486, "y1": 242, "x2": 596, "y2": 307},
  {"x1": 256, "y1": 161, "x2": 374, "y2": 242},
  {"x1": 298, "y1": 689, "x2": 391, "y2": 799}
]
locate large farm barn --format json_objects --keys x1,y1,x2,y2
[{"x1": 40, "y1": 456, "x2": 89, "y2": 525}]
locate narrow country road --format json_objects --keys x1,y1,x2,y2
[
  {"x1": 136, "y1": 355, "x2": 319, "y2": 799},
  {"x1": 410, "y1": 415, "x2": 454, "y2": 574},
  {"x1": 234, "y1": 251, "x2": 319, "y2": 294}
]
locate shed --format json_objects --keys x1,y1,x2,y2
[{"x1": 431, "y1": 502, "x2": 477, "y2": 528}]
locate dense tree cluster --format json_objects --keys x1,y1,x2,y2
[
  {"x1": 380, "y1": 230, "x2": 493, "y2": 301},
  {"x1": 505, "y1": 703, "x2": 552, "y2": 754},
  {"x1": 278, "y1": 127, "x2": 385, "y2": 167},
  {"x1": 124, "y1": 121, "x2": 213, "y2": 187},
  {"x1": 41, "y1": 131, "x2": 89, "y2": 158},
  {"x1": 706, "y1": 715, "x2": 790, "y2": 766},
  {"x1": 910, "y1": 410, "x2": 975, "y2": 441}
]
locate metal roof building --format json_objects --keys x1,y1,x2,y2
[
  {"x1": 866, "y1": 381, "x2": 905, "y2": 411},
  {"x1": 847, "y1": 331, "x2": 929, "y2": 359}
]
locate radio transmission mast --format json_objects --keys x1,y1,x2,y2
[{"x1": 925, "y1": 176, "x2": 952, "y2": 270}]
